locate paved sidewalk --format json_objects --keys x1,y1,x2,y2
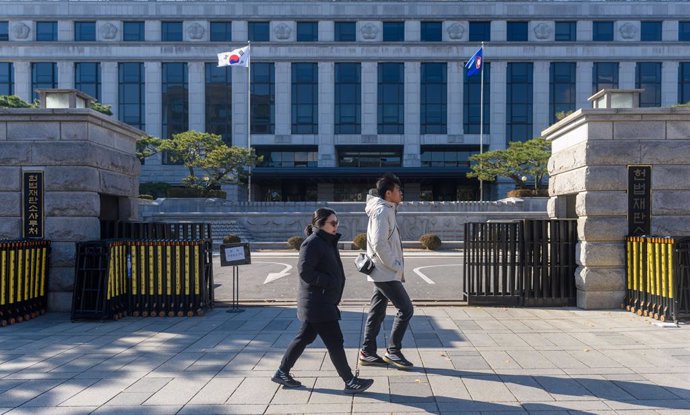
[{"x1": 0, "y1": 306, "x2": 688, "y2": 414}]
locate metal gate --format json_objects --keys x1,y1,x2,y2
[{"x1": 463, "y1": 219, "x2": 577, "y2": 306}]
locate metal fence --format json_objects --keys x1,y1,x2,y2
[
  {"x1": 101, "y1": 221, "x2": 212, "y2": 241},
  {"x1": 0, "y1": 240, "x2": 50, "y2": 325},
  {"x1": 463, "y1": 220, "x2": 578, "y2": 307}
]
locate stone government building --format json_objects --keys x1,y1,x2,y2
[{"x1": 2, "y1": 0, "x2": 690, "y2": 202}]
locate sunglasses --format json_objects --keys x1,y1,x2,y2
[{"x1": 326, "y1": 220, "x2": 339, "y2": 227}]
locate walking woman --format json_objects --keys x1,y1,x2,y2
[{"x1": 272, "y1": 208, "x2": 374, "y2": 394}]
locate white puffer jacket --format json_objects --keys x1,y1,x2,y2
[{"x1": 365, "y1": 194, "x2": 404, "y2": 283}]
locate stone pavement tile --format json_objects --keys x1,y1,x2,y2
[
  {"x1": 270, "y1": 377, "x2": 317, "y2": 405},
  {"x1": 144, "y1": 375, "x2": 213, "y2": 406},
  {"x1": 516, "y1": 333, "x2": 558, "y2": 349},
  {"x1": 566, "y1": 350, "x2": 621, "y2": 369},
  {"x1": 48, "y1": 354, "x2": 112, "y2": 374},
  {"x1": 412, "y1": 332, "x2": 443, "y2": 348},
  {"x1": 91, "y1": 405, "x2": 184, "y2": 414},
  {"x1": 447, "y1": 352, "x2": 491, "y2": 371},
  {"x1": 540, "y1": 351, "x2": 588, "y2": 370},
  {"x1": 147, "y1": 352, "x2": 204, "y2": 375},
  {"x1": 563, "y1": 367, "x2": 635, "y2": 376},
  {"x1": 0, "y1": 379, "x2": 63, "y2": 407},
  {"x1": 347, "y1": 376, "x2": 389, "y2": 404},
  {"x1": 179, "y1": 404, "x2": 268, "y2": 414},
  {"x1": 462, "y1": 332, "x2": 499, "y2": 348},
  {"x1": 21, "y1": 378, "x2": 100, "y2": 407},
  {"x1": 520, "y1": 319, "x2": 560, "y2": 332},
  {"x1": 185, "y1": 352, "x2": 236, "y2": 373},
  {"x1": 266, "y1": 403, "x2": 355, "y2": 413},
  {"x1": 522, "y1": 400, "x2": 612, "y2": 412},
  {"x1": 389, "y1": 375, "x2": 434, "y2": 404},
  {"x1": 476, "y1": 319, "x2": 511, "y2": 332},
  {"x1": 538, "y1": 333, "x2": 587, "y2": 350},
  {"x1": 499, "y1": 375, "x2": 555, "y2": 402},
  {"x1": 187, "y1": 377, "x2": 244, "y2": 405},
  {"x1": 418, "y1": 349, "x2": 455, "y2": 370},
  {"x1": 462, "y1": 375, "x2": 517, "y2": 402},
  {"x1": 218, "y1": 351, "x2": 265, "y2": 373},
  {"x1": 490, "y1": 334, "x2": 532, "y2": 349},
  {"x1": 608, "y1": 377, "x2": 683, "y2": 401},
  {"x1": 6, "y1": 406, "x2": 98, "y2": 414},
  {"x1": 308, "y1": 376, "x2": 351, "y2": 404},
  {"x1": 508, "y1": 351, "x2": 558, "y2": 370},
  {"x1": 572, "y1": 375, "x2": 636, "y2": 401},
  {"x1": 227, "y1": 377, "x2": 279, "y2": 405},
  {"x1": 427, "y1": 373, "x2": 471, "y2": 401},
  {"x1": 480, "y1": 351, "x2": 521, "y2": 370},
  {"x1": 183, "y1": 333, "x2": 229, "y2": 353},
  {"x1": 103, "y1": 391, "x2": 153, "y2": 406},
  {"x1": 530, "y1": 375, "x2": 595, "y2": 401},
  {"x1": 353, "y1": 401, "x2": 440, "y2": 413},
  {"x1": 437, "y1": 399, "x2": 525, "y2": 413},
  {"x1": 253, "y1": 350, "x2": 284, "y2": 372},
  {"x1": 603, "y1": 399, "x2": 690, "y2": 411},
  {"x1": 640, "y1": 373, "x2": 690, "y2": 400},
  {"x1": 59, "y1": 376, "x2": 140, "y2": 407},
  {"x1": 0, "y1": 381, "x2": 25, "y2": 393}
]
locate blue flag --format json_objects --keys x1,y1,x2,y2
[{"x1": 465, "y1": 47, "x2": 483, "y2": 77}]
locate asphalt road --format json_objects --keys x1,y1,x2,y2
[{"x1": 212, "y1": 250, "x2": 466, "y2": 304}]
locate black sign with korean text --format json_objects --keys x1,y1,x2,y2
[
  {"x1": 220, "y1": 243, "x2": 251, "y2": 266},
  {"x1": 628, "y1": 165, "x2": 651, "y2": 236},
  {"x1": 23, "y1": 171, "x2": 44, "y2": 239}
]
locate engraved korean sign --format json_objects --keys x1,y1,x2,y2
[
  {"x1": 23, "y1": 171, "x2": 44, "y2": 239},
  {"x1": 627, "y1": 165, "x2": 651, "y2": 236}
]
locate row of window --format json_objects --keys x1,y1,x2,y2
[
  {"x1": 4, "y1": 61, "x2": 688, "y2": 144},
  {"x1": 3, "y1": 20, "x2": 690, "y2": 42}
]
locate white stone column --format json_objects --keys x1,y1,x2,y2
[
  {"x1": 13, "y1": 62, "x2": 31, "y2": 102},
  {"x1": 145, "y1": 20, "x2": 160, "y2": 41},
  {"x1": 447, "y1": 61, "x2": 463, "y2": 136},
  {"x1": 320, "y1": 21, "x2": 334, "y2": 42},
  {"x1": 578, "y1": 20, "x2": 593, "y2": 42},
  {"x1": 662, "y1": 61, "x2": 679, "y2": 107},
  {"x1": 101, "y1": 62, "x2": 118, "y2": 117},
  {"x1": 576, "y1": 61, "x2": 593, "y2": 109},
  {"x1": 619, "y1": 62, "x2": 636, "y2": 89},
  {"x1": 663, "y1": 20, "x2": 678, "y2": 42},
  {"x1": 406, "y1": 20, "x2": 420, "y2": 42},
  {"x1": 144, "y1": 62, "x2": 162, "y2": 138},
  {"x1": 232, "y1": 65, "x2": 249, "y2": 147},
  {"x1": 533, "y1": 61, "x2": 550, "y2": 134},
  {"x1": 318, "y1": 62, "x2": 335, "y2": 167},
  {"x1": 492, "y1": 21, "x2": 507, "y2": 42},
  {"x1": 404, "y1": 61, "x2": 420, "y2": 167},
  {"x1": 58, "y1": 20, "x2": 72, "y2": 42},
  {"x1": 361, "y1": 62, "x2": 377, "y2": 135},
  {"x1": 233, "y1": 21, "x2": 248, "y2": 42},
  {"x1": 188, "y1": 61, "x2": 205, "y2": 132},
  {"x1": 57, "y1": 61, "x2": 74, "y2": 89},
  {"x1": 275, "y1": 62, "x2": 291, "y2": 135},
  {"x1": 490, "y1": 61, "x2": 507, "y2": 149}
]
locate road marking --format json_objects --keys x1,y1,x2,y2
[
  {"x1": 413, "y1": 264, "x2": 464, "y2": 284},
  {"x1": 254, "y1": 261, "x2": 293, "y2": 284}
]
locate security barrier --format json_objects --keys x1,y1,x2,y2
[
  {"x1": 72, "y1": 239, "x2": 213, "y2": 320},
  {"x1": 625, "y1": 236, "x2": 690, "y2": 322},
  {"x1": 0, "y1": 240, "x2": 50, "y2": 326},
  {"x1": 101, "y1": 221, "x2": 212, "y2": 241}
]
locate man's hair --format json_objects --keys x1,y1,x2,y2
[{"x1": 376, "y1": 173, "x2": 401, "y2": 199}]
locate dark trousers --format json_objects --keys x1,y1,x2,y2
[
  {"x1": 279, "y1": 320, "x2": 354, "y2": 383},
  {"x1": 362, "y1": 280, "x2": 414, "y2": 355}
]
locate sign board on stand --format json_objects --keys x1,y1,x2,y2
[{"x1": 219, "y1": 243, "x2": 251, "y2": 312}]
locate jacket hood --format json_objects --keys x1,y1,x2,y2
[
  {"x1": 314, "y1": 229, "x2": 342, "y2": 244},
  {"x1": 365, "y1": 194, "x2": 396, "y2": 217}
]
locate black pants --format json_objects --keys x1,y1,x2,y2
[
  {"x1": 279, "y1": 320, "x2": 354, "y2": 383},
  {"x1": 362, "y1": 280, "x2": 414, "y2": 355}
]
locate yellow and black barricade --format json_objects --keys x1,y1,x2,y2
[
  {"x1": 72, "y1": 239, "x2": 213, "y2": 320},
  {"x1": 0, "y1": 239, "x2": 50, "y2": 326},
  {"x1": 625, "y1": 236, "x2": 690, "y2": 322}
]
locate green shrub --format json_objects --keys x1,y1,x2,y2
[
  {"x1": 223, "y1": 235, "x2": 241, "y2": 244},
  {"x1": 138, "y1": 194, "x2": 154, "y2": 200},
  {"x1": 353, "y1": 233, "x2": 367, "y2": 250},
  {"x1": 419, "y1": 234, "x2": 442, "y2": 250},
  {"x1": 89, "y1": 101, "x2": 113, "y2": 115},
  {"x1": 506, "y1": 188, "x2": 549, "y2": 198},
  {"x1": 139, "y1": 182, "x2": 170, "y2": 199},
  {"x1": 0, "y1": 95, "x2": 33, "y2": 108},
  {"x1": 166, "y1": 187, "x2": 226, "y2": 198},
  {"x1": 287, "y1": 236, "x2": 304, "y2": 250}
]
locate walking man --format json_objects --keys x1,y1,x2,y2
[{"x1": 359, "y1": 173, "x2": 414, "y2": 369}]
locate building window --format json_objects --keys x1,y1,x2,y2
[
  {"x1": 636, "y1": 62, "x2": 661, "y2": 107},
  {"x1": 383, "y1": 21, "x2": 404, "y2": 41},
  {"x1": 420, "y1": 63, "x2": 447, "y2": 134},
  {"x1": 334, "y1": 63, "x2": 361, "y2": 134},
  {"x1": 378, "y1": 62, "x2": 404, "y2": 134},
  {"x1": 118, "y1": 63, "x2": 145, "y2": 130},
  {"x1": 463, "y1": 62, "x2": 490, "y2": 134},
  {"x1": 248, "y1": 21, "x2": 270, "y2": 41},
  {"x1": 641, "y1": 21, "x2": 662, "y2": 41},
  {"x1": 297, "y1": 22, "x2": 318, "y2": 42},
  {"x1": 0, "y1": 63, "x2": 12, "y2": 95},
  {"x1": 123, "y1": 21, "x2": 145, "y2": 41},
  {"x1": 550, "y1": 62, "x2": 576, "y2": 124},
  {"x1": 74, "y1": 21, "x2": 96, "y2": 41},
  {"x1": 679, "y1": 63, "x2": 690, "y2": 104},
  {"x1": 506, "y1": 62, "x2": 533, "y2": 142},
  {"x1": 251, "y1": 62, "x2": 275, "y2": 134},
  {"x1": 507, "y1": 21, "x2": 528, "y2": 42},
  {"x1": 337, "y1": 146, "x2": 402, "y2": 167},
  {"x1": 161, "y1": 62, "x2": 188, "y2": 141},
  {"x1": 36, "y1": 21, "x2": 57, "y2": 41},
  {"x1": 0, "y1": 22, "x2": 7, "y2": 41},
  {"x1": 420, "y1": 145, "x2": 477, "y2": 167},
  {"x1": 593, "y1": 21, "x2": 614, "y2": 41},
  {"x1": 74, "y1": 62, "x2": 101, "y2": 101},
  {"x1": 255, "y1": 146, "x2": 318, "y2": 168},
  {"x1": 210, "y1": 21, "x2": 232, "y2": 42},
  {"x1": 205, "y1": 63, "x2": 232, "y2": 144},
  {"x1": 680, "y1": 21, "x2": 690, "y2": 41},
  {"x1": 334, "y1": 21, "x2": 356, "y2": 41},
  {"x1": 291, "y1": 63, "x2": 318, "y2": 134},
  {"x1": 469, "y1": 21, "x2": 491, "y2": 42},
  {"x1": 555, "y1": 21, "x2": 576, "y2": 41},
  {"x1": 592, "y1": 62, "x2": 619, "y2": 93},
  {"x1": 31, "y1": 62, "x2": 57, "y2": 100},
  {"x1": 162, "y1": 21, "x2": 183, "y2": 41},
  {"x1": 421, "y1": 21, "x2": 442, "y2": 42}
]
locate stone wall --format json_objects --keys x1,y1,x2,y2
[
  {"x1": 543, "y1": 107, "x2": 690, "y2": 309},
  {"x1": 0, "y1": 108, "x2": 143, "y2": 311}
]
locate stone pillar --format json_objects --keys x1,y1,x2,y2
[
  {"x1": 406, "y1": 20, "x2": 420, "y2": 42},
  {"x1": 319, "y1": 21, "x2": 334, "y2": 42},
  {"x1": 232, "y1": 65, "x2": 249, "y2": 148},
  {"x1": 275, "y1": 62, "x2": 291, "y2": 136},
  {"x1": 318, "y1": 62, "x2": 335, "y2": 167},
  {"x1": 101, "y1": 62, "x2": 118, "y2": 118},
  {"x1": 492, "y1": 20, "x2": 507, "y2": 42},
  {"x1": 57, "y1": 61, "x2": 74, "y2": 89},
  {"x1": 140, "y1": 62, "x2": 162, "y2": 182},
  {"x1": 662, "y1": 61, "x2": 679, "y2": 107},
  {"x1": 188, "y1": 61, "x2": 205, "y2": 132},
  {"x1": 447, "y1": 61, "x2": 463, "y2": 136},
  {"x1": 14, "y1": 62, "x2": 31, "y2": 102},
  {"x1": 58, "y1": 20, "x2": 72, "y2": 42},
  {"x1": 145, "y1": 20, "x2": 160, "y2": 41},
  {"x1": 490, "y1": 61, "x2": 507, "y2": 149},
  {"x1": 533, "y1": 61, "x2": 550, "y2": 132},
  {"x1": 233, "y1": 20, "x2": 248, "y2": 42},
  {"x1": 619, "y1": 62, "x2": 636, "y2": 89},
  {"x1": 576, "y1": 62, "x2": 594, "y2": 109},
  {"x1": 404, "y1": 61, "x2": 420, "y2": 167},
  {"x1": 361, "y1": 62, "x2": 377, "y2": 135}
]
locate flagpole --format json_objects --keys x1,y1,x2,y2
[
  {"x1": 247, "y1": 41, "x2": 252, "y2": 202},
  {"x1": 479, "y1": 42, "x2": 484, "y2": 202}
]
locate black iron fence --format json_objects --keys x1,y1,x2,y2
[
  {"x1": 625, "y1": 236, "x2": 690, "y2": 322},
  {"x1": 101, "y1": 221, "x2": 212, "y2": 241},
  {"x1": 463, "y1": 219, "x2": 578, "y2": 307},
  {"x1": 0, "y1": 240, "x2": 50, "y2": 325}
]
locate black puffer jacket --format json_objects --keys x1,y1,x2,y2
[{"x1": 296, "y1": 229, "x2": 346, "y2": 323}]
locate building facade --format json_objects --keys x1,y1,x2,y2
[{"x1": 2, "y1": 1, "x2": 690, "y2": 201}]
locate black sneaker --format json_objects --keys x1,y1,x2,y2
[
  {"x1": 383, "y1": 350, "x2": 414, "y2": 370},
  {"x1": 359, "y1": 350, "x2": 387, "y2": 366},
  {"x1": 271, "y1": 369, "x2": 302, "y2": 388},
  {"x1": 343, "y1": 377, "x2": 374, "y2": 394}
]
